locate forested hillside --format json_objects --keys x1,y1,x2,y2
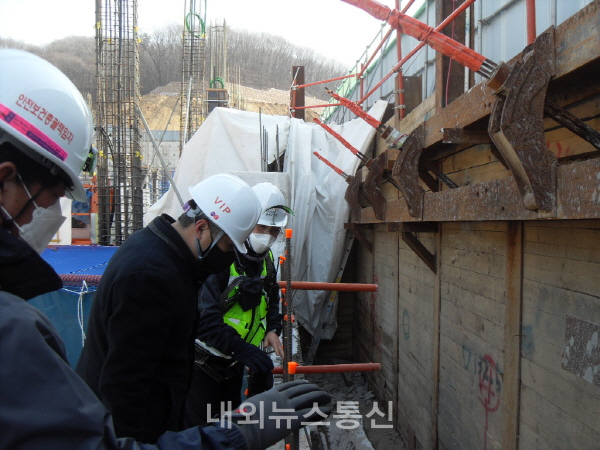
[{"x1": 0, "y1": 25, "x2": 348, "y2": 100}]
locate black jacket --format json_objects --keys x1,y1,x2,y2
[
  {"x1": 0, "y1": 227, "x2": 245, "y2": 450},
  {"x1": 77, "y1": 215, "x2": 207, "y2": 444}
]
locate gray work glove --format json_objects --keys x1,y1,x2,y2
[{"x1": 220, "y1": 380, "x2": 332, "y2": 450}]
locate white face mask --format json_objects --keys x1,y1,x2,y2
[
  {"x1": 248, "y1": 232, "x2": 277, "y2": 254},
  {"x1": 17, "y1": 201, "x2": 66, "y2": 254},
  {"x1": 0, "y1": 177, "x2": 66, "y2": 255}
]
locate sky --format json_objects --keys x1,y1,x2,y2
[{"x1": 0, "y1": 0, "x2": 421, "y2": 68}]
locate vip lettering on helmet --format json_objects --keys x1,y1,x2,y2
[{"x1": 214, "y1": 197, "x2": 232, "y2": 213}]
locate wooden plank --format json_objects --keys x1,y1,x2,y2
[
  {"x1": 553, "y1": 0, "x2": 600, "y2": 80},
  {"x1": 442, "y1": 299, "x2": 505, "y2": 348},
  {"x1": 440, "y1": 245, "x2": 506, "y2": 277},
  {"x1": 396, "y1": 94, "x2": 436, "y2": 135},
  {"x1": 525, "y1": 224, "x2": 600, "y2": 263},
  {"x1": 519, "y1": 370, "x2": 598, "y2": 449},
  {"x1": 440, "y1": 281, "x2": 505, "y2": 326},
  {"x1": 445, "y1": 161, "x2": 511, "y2": 188},
  {"x1": 441, "y1": 263, "x2": 507, "y2": 302},
  {"x1": 518, "y1": 420, "x2": 562, "y2": 450},
  {"x1": 521, "y1": 358, "x2": 600, "y2": 433},
  {"x1": 431, "y1": 226, "x2": 443, "y2": 448},
  {"x1": 523, "y1": 253, "x2": 600, "y2": 297},
  {"x1": 502, "y1": 221, "x2": 523, "y2": 450},
  {"x1": 443, "y1": 144, "x2": 499, "y2": 173},
  {"x1": 442, "y1": 223, "x2": 508, "y2": 255}
]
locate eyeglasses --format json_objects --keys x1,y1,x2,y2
[{"x1": 255, "y1": 224, "x2": 282, "y2": 238}]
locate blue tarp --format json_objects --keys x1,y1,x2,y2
[
  {"x1": 28, "y1": 245, "x2": 118, "y2": 367},
  {"x1": 41, "y1": 245, "x2": 118, "y2": 279}
]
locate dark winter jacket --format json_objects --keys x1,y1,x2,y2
[
  {"x1": 195, "y1": 253, "x2": 282, "y2": 357},
  {"x1": 76, "y1": 215, "x2": 210, "y2": 444},
  {"x1": 0, "y1": 227, "x2": 246, "y2": 450}
]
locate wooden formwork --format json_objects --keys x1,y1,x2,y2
[{"x1": 344, "y1": 2, "x2": 600, "y2": 449}]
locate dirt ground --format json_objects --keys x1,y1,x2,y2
[
  {"x1": 141, "y1": 82, "x2": 325, "y2": 132},
  {"x1": 305, "y1": 371, "x2": 408, "y2": 450}
]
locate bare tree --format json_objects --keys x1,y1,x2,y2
[
  {"x1": 43, "y1": 37, "x2": 96, "y2": 96},
  {"x1": 223, "y1": 27, "x2": 347, "y2": 99},
  {"x1": 139, "y1": 24, "x2": 183, "y2": 95},
  {"x1": 1, "y1": 25, "x2": 348, "y2": 102}
]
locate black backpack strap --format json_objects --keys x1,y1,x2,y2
[{"x1": 219, "y1": 275, "x2": 249, "y2": 311}]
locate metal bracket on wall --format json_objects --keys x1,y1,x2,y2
[
  {"x1": 488, "y1": 28, "x2": 557, "y2": 211},
  {"x1": 362, "y1": 153, "x2": 388, "y2": 220},
  {"x1": 391, "y1": 124, "x2": 426, "y2": 218},
  {"x1": 389, "y1": 222, "x2": 438, "y2": 273},
  {"x1": 344, "y1": 223, "x2": 373, "y2": 253},
  {"x1": 344, "y1": 172, "x2": 368, "y2": 222}
]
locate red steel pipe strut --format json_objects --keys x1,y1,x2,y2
[
  {"x1": 312, "y1": 151, "x2": 382, "y2": 220},
  {"x1": 341, "y1": 0, "x2": 496, "y2": 78},
  {"x1": 351, "y1": 0, "x2": 478, "y2": 105},
  {"x1": 278, "y1": 281, "x2": 378, "y2": 292},
  {"x1": 313, "y1": 151, "x2": 350, "y2": 180},
  {"x1": 273, "y1": 362, "x2": 381, "y2": 374},
  {"x1": 314, "y1": 118, "x2": 370, "y2": 163},
  {"x1": 293, "y1": 73, "x2": 356, "y2": 91},
  {"x1": 325, "y1": 87, "x2": 408, "y2": 149}
]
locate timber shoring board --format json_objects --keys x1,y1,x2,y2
[
  {"x1": 396, "y1": 234, "x2": 437, "y2": 449},
  {"x1": 518, "y1": 221, "x2": 600, "y2": 449}
]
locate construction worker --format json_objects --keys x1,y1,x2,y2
[
  {"x1": 0, "y1": 49, "x2": 331, "y2": 450},
  {"x1": 76, "y1": 173, "x2": 262, "y2": 442},
  {"x1": 184, "y1": 182, "x2": 292, "y2": 427}
]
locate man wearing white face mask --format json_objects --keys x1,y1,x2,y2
[
  {"x1": 184, "y1": 182, "x2": 293, "y2": 427},
  {"x1": 0, "y1": 49, "x2": 332, "y2": 450}
]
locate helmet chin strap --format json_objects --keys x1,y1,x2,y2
[{"x1": 196, "y1": 229, "x2": 224, "y2": 260}]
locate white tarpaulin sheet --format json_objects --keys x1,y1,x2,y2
[{"x1": 145, "y1": 101, "x2": 387, "y2": 339}]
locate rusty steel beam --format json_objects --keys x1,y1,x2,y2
[
  {"x1": 391, "y1": 123, "x2": 426, "y2": 218},
  {"x1": 401, "y1": 231, "x2": 437, "y2": 274},
  {"x1": 360, "y1": 155, "x2": 600, "y2": 223},
  {"x1": 362, "y1": 154, "x2": 387, "y2": 220}
]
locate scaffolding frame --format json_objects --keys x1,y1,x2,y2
[
  {"x1": 180, "y1": 0, "x2": 207, "y2": 151},
  {"x1": 95, "y1": 0, "x2": 143, "y2": 246}
]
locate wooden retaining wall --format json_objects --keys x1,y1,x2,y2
[{"x1": 345, "y1": 2, "x2": 600, "y2": 448}]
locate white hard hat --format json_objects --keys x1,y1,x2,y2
[
  {"x1": 252, "y1": 182, "x2": 293, "y2": 227},
  {"x1": 188, "y1": 174, "x2": 261, "y2": 253},
  {"x1": 0, "y1": 49, "x2": 95, "y2": 202}
]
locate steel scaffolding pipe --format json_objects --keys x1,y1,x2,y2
[
  {"x1": 273, "y1": 362, "x2": 381, "y2": 374},
  {"x1": 278, "y1": 281, "x2": 378, "y2": 292}
]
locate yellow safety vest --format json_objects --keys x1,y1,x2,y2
[{"x1": 222, "y1": 254, "x2": 272, "y2": 347}]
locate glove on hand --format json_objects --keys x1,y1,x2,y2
[
  {"x1": 233, "y1": 342, "x2": 274, "y2": 374},
  {"x1": 221, "y1": 380, "x2": 332, "y2": 450}
]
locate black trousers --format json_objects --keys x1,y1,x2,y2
[{"x1": 184, "y1": 363, "x2": 245, "y2": 427}]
